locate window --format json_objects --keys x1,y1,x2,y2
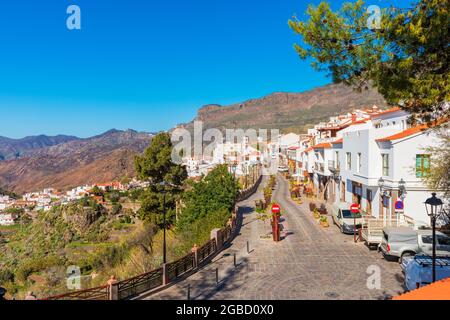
[
  {"x1": 416, "y1": 154, "x2": 431, "y2": 178},
  {"x1": 357, "y1": 153, "x2": 362, "y2": 173},
  {"x1": 438, "y1": 235, "x2": 450, "y2": 246},
  {"x1": 342, "y1": 209, "x2": 362, "y2": 219},
  {"x1": 382, "y1": 154, "x2": 389, "y2": 176},
  {"x1": 422, "y1": 235, "x2": 433, "y2": 244},
  {"x1": 346, "y1": 152, "x2": 352, "y2": 170}
]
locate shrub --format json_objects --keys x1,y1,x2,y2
[{"x1": 0, "y1": 269, "x2": 14, "y2": 283}]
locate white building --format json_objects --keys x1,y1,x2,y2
[
  {"x1": 0, "y1": 195, "x2": 11, "y2": 210},
  {"x1": 0, "y1": 213, "x2": 15, "y2": 226},
  {"x1": 331, "y1": 107, "x2": 445, "y2": 225}
]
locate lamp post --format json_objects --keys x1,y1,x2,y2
[
  {"x1": 161, "y1": 183, "x2": 167, "y2": 264},
  {"x1": 159, "y1": 181, "x2": 171, "y2": 264},
  {"x1": 231, "y1": 162, "x2": 237, "y2": 180},
  {"x1": 398, "y1": 178, "x2": 407, "y2": 199},
  {"x1": 424, "y1": 193, "x2": 444, "y2": 283},
  {"x1": 378, "y1": 177, "x2": 385, "y2": 193}
]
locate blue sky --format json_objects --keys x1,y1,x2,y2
[{"x1": 0, "y1": 0, "x2": 394, "y2": 138}]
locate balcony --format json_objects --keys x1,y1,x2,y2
[
  {"x1": 314, "y1": 162, "x2": 325, "y2": 173},
  {"x1": 328, "y1": 160, "x2": 340, "y2": 174}
]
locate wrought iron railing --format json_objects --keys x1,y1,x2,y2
[
  {"x1": 223, "y1": 225, "x2": 232, "y2": 243},
  {"x1": 166, "y1": 253, "x2": 195, "y2": 282},
  {"x1": 43, "y1": 285, "x2": 109, "y2": 300},
  {"x1": 328, "y1": 160, "x2": 340, "y2": 173},
  {"x1": 41, "y1": 174, "x2": 262, "y2": 300},
  {"x1": 198, "y1": 239, "x2": 217, "y2": 264},
  {"x1": 117, "y1": 268, "x2": 163, "y2": 300}
]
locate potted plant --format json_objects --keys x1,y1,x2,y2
[
  {"x1": 313, "y1": 208, "x2": 320, "y2": 219},
  {"x1": 318, "y1": 204, "x2": 328, "y2": 215},
  {"x1": 320, "y1": 215, "x2": 329, "y2": 227}
]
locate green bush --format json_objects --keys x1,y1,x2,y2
[{"x1": 0, "y1": 269, "x2": 14, "y2": 283}]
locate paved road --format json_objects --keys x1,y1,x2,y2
[{"x1": 144, "y1": 174, "x2": 405, "y2": 300}]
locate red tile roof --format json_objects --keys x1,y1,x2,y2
[
  {"x1": 393, "y1": 278, "x2": 450, "y2": 300},
  {"x1": 371, "y1": 107, "x2": 402, "y2": 118},
  {"x1": 376, "y1": 121, "x2": 441, "y2": 142},
  {"x1": 312, "y1": 143, "x2": 332, "y2": 149},
  {"x1": 331, "y1": 138, "x2": 343, "y2": 144},
  {"x1": 351, "y1": 119, "x2": 368, "y2": 125}
]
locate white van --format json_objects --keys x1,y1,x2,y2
[{"x1": 331, "y1": 202, "x2": 364, "y2": 234}]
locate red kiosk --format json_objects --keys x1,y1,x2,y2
[{"x1": 271, "y1": 203, "x2": 281, "y2": 242}]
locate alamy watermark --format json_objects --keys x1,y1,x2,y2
[
  {"x1": 67, "y1": 5, "x2": 81, "y2": 30},
  {"x1": 367, "y1": 5, "x2": 381, "y2": 30},
  {"x1": 366, "y1": 265, "x2": 381, "y2": 290},
  {"x1": 66, "y1": 265, "x2": 82, "y2": 290}
]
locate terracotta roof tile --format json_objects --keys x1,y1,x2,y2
[
  {"x1": 371, "y1": 106, "x2": 402, "y2": 118},
  {"x1": 312, "y1": 143, "x2": 332, "y2": 149},
  {"x1": 331, "y1": 138, "x2": 343, "y2": 144},
  {"x1": 376, "y1": 119, "x2": 447, "y2": 142},
  {"x1": 393, "y1": 277, "x2": 450, "y2": 300}
]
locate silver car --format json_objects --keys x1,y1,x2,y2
[{"x1": 380, "y1": 227, "x2": 450, "y2": 262}]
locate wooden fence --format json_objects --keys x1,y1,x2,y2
[{"x1": 41, "y1": 174, "x2": 262, "y2": 300}]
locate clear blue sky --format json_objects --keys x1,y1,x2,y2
[{"x1": 0, "y1": 0, "x2": 393, "y2": 138}]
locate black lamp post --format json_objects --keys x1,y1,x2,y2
[
  {"x1": 160, "y1": 181, "x2": 168, "y2": 264},
  {"x1": 424, "y1": 193, "x2": 444, "y2": 283},
  {"x1": 378, "y1": 177, "x2": 385, "y2": 192}
]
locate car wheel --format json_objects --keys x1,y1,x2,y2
[{"x1": 400, "y1": 252, "x2": 414, "y2": 264}]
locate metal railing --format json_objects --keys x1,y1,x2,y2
[
  {"x1": 198, "y1": 239, "x2": 217, "y2": 264},
  {"x1": 40, "y1": 174, "x2": 262, "y2": 301},
  {"x1": 314, "y1": 162, "x2": 325, "y2": 173},
  {"x1": 166, "y1": 253, "x2": 195, "y2": 282},
  {"x1": 328, "y1": 160, "x2": 340, "y2": 173},
  {"x1": 117, "y1": 268, "x2": 163, "y2": 300},
  {"x1": 43, "y1": 285, "x2": 109, "y2": 301}
]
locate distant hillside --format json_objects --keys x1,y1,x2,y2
[
  {"x1": 0, "y1": 134, "x2": 79, "y2": 161},
  {"x1": 0, "y1": 129, "x2": 153, "y2": 193},
  {"x1": 177, "y1": 83, "x2": 386, "y2": 134},
  {"x1": 0, "y1": 83, "x2": 387, "y2": 193}
]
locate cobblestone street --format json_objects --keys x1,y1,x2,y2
[{"x1": 145, "y1": 175, "x2": 405, "y2": 300}]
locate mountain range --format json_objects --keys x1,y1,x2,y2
[
  {"x1": 0, "y1": 83, "x2": 386, "y2": 194},
  {"x1": 0, "y1": 129, "x2": 153, "y2": 194},
  {"x1": 177, "y1": 83, "x2": 386, "y2": 134}
]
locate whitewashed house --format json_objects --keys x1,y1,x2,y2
[
  {"x1": 0, "y1": 213, "x2": 15, "y2": 226},
  {"x1": 331, "y1": 107, "x2": 445, "y2": 225}
]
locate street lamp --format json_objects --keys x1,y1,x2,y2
[
  {"x1": 378, "y1": 177, "x2": 385, "y2": 190},
  {"x1": 159, "y1": 180, "x2": 172, "y2": 265},
  {"x1": 231, "y1": 162, "x2": 237, "y2": 179},
  {"x1": 398, "y1": 178, "x2": 407, "y2": 199},
  {"x1": 424, "y1": 193, "x2": 444, "y2": 283}
]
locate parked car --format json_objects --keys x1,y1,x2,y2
[
  {"x1": 380, "y1": 227, "x2": 450, "y2": 262},
  {"x1": 331, "y1": 202, "x2": 363, "y2": 234},
  {"x1": 277, "y1": 166, "x2": 289, "y2": 172},
  {"x1": 403, "y1": 255, "x2": 450, "y2": 291}
]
